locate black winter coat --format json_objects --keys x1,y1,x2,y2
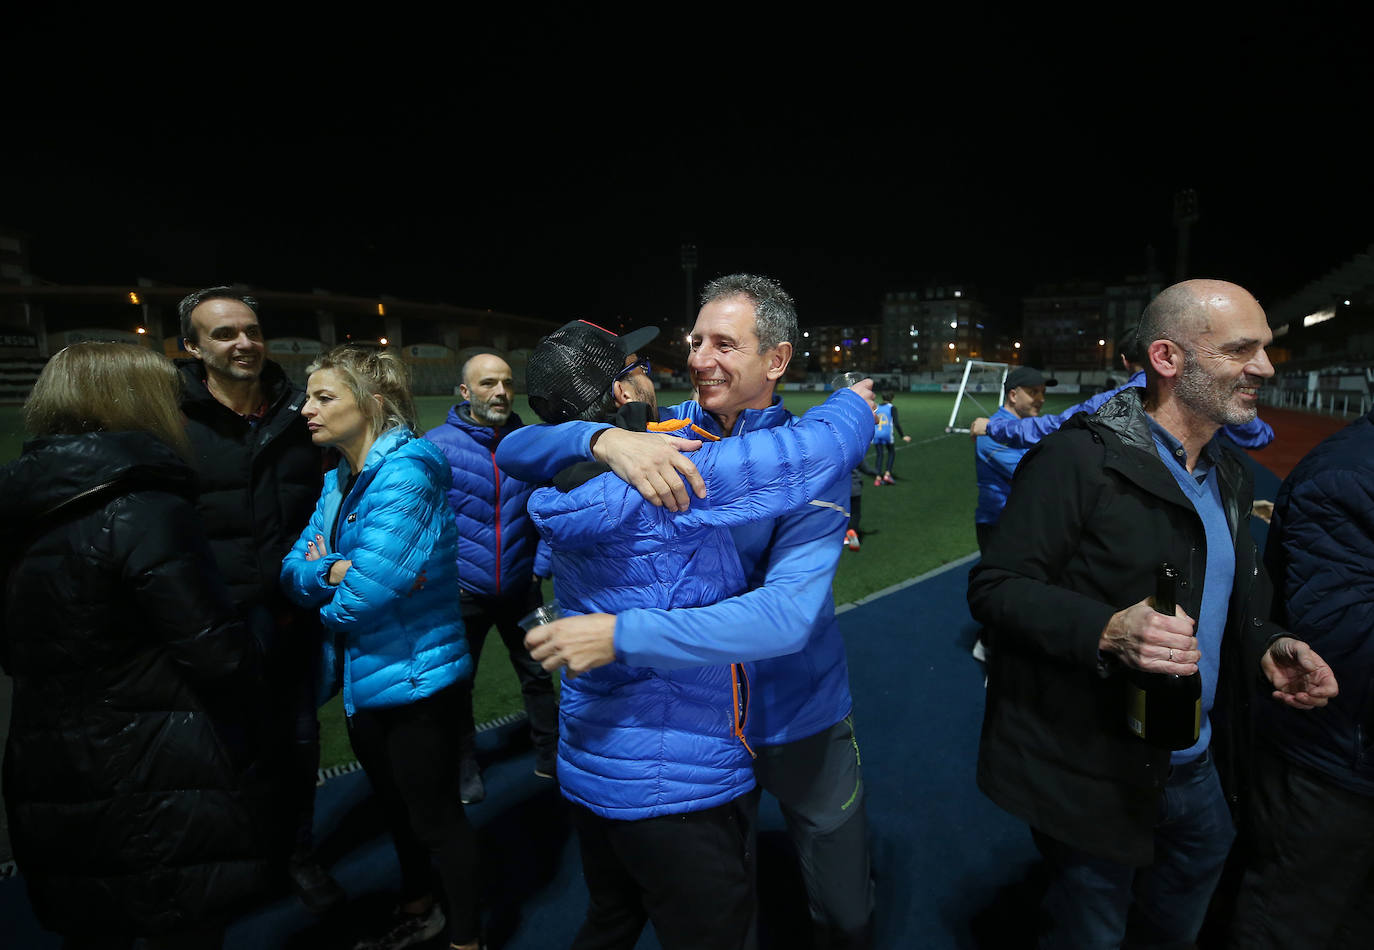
[
  {"x1": 177, "y1": 359, "x2": 322, "y2": 665},
  {"x1": 0, "y1": 431, "x2": 268, "y2": 937},
  {"x1": 968, "y1": 388, "x2": 1280, "y2": 865}
]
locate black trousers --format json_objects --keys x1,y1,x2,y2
[
  {"x1": 1229, "y1": 746, "x2": 1374, "y2": 949},
  {"x1": 754, "y1": 716, "x2": 874, "y2": 949},
  {"x1": 570, "y1": 797, "x2": 756, "y2": 950},
  {"x1": 454, "y1": 589, "x2": 558, "y2": 760},
  {"x1": 872, "y1": 443, "x2": 895, "y2": 475},
  {"x1": 347, "y1": 683, "x2": 479, "y2": 944}
]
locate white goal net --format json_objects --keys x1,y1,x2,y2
[{"x1": 945, "y1": 360, "x2": 1010, "y2": 433}]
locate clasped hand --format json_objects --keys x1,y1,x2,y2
[
  {"x1": 305, "y1": 533, "x2": 352, "y2": 585},
  {"x1": 590, "y1": 379, "x2": 879, "y2": 512}
]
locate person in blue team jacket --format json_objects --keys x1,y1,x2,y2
[
  {"x1": 518, "y1": 319, "x2": 876, "y2": 950},
  {"x1": 503, "y1": 276, "x2": 879, "y2": 949},
  {"x1": 973, "y1": 365, "x2": 1055, "y2": 555},
  {"x1": 280, "y1": 346, "x2": 479, "y2": 950}
]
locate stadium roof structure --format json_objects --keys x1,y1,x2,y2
[{"x1": 1265, "y1": 242, "x2": 1374, "y2": 330}]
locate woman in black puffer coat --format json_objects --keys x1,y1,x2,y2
[{"x1": 0, "y1": 343, "x2": 267, "y2": 949}]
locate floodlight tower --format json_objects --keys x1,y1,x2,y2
[
  {"x1": 1173, "y1": 189, "x2": 1199, "y2": 281},
  {"x1": 680, "y1": 243, "x2": 698, "y2": 339}
]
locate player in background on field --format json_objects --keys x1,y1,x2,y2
[{"x1": 870, "y1": 390, "x2": 910, "y2": 485}]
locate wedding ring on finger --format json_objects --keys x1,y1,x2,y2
[{"x1": 1168, "y1": 648, "x2": 1175, "y2": 662}]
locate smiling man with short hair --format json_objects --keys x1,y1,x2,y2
[
  {"x1": 175, "y1": 286, "x2": 341, "y2": 913},
  {"x1": 498, "y1": 275, "x2": 879, "y2": 947}
]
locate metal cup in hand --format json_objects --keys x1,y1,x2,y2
[
  {"x1": 831, "y1": 371, "x2": 865, "y2": 390},
  {"x1": 519, "y1": 603, "x2": 563, "y2": 632}
]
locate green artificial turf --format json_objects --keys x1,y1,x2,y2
[{"x1": 1, "y1": 389, "x2": 1077, "y2": 771}]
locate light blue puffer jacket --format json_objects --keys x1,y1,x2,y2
[
  {"x1": 280, "y1": 427, "x2": 470, "y2": 715},
  {"x1": 532, "y1": 390, "x2": 873, "y2": 819},
  {"x1": 422, "y1": 404, "x2": 550, "y2": 598}
]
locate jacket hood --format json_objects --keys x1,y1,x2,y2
[
  {"x1": 444, "y1": 402, "x2": 525, "y2": 447},
  {"x1": 0, "y1": 431, "x2": 197, "y2": 531}
]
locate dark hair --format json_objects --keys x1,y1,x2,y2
[
  {"x1": 177, "y1": 286, "x2": 260, "y2": 343},
  {"x1": 1117, "y1": 329, "x2": 1144, "y2": 366},
  {"x1": 699, "y1": 273, "x2": 799, "y2": 351}
]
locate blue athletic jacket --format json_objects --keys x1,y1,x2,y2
[
  {"x1": 975, "y1": 407, "x2": 1030, "y2": 526},
  {"x1": 422, "y1": 403, "x2": 550, "y2": 598},
  {"x1": 497, "y1": 391, "x2": 867, "y2": 747},
  {"x1": 528, "y1": 391, "x2": 874, "y2": 818},
  {"x1": 281, "y1": 427, "x2": 471, "y2": 715},
  {"x1": 986, "y1": 370, "x2": 1275, "y2": 450}
]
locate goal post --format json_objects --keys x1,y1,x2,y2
[{"x1": 945, "y1": 360, "x2": 1010, "y2": 433}]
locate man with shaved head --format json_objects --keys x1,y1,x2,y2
[
  {"x1": 969, "y1": 279, "x2": 1338, "y2": 947},
  {"x1": 424, "y1": 353, "x2": 556, "y2": 803}
]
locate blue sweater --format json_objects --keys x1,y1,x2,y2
[
  {"x1": 498, "y1": 390, "x2": 868, "y2": 746},
  {"x1": 529, "y1": 390, "x2": 874, "y2": 818},
  {"x1": 281, "y1": 427, "x2": 471, "y2": 715},
  {"x1": 422, "y1": 404, "x2": 550, "y2": 598}
]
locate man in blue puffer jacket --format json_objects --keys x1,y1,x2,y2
[
  {"x1": 501, "y1": 276, "x2": 879, "y2": 949},
  {"x1": 520, "y1": 319, "x2": 875, "y2": 950},
  {"x1": 424, "y1": 353, "x2": 556, "y2": 803}
]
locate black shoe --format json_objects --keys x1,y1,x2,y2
[
  {"x1": 459, "y1": 756, "x2": 485, "y2": 804},
  {"x1": 352, "y1": 902, "x2": 446, "y2": 950},
  {"x1": 534, "y1": 749, "x2": 557, "y2": 779},
  {"x1": 288, "y1": 855, "x2": 346, "y2": 914}
]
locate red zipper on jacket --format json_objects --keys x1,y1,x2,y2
[{"x1": 490, "y1": 447, "x2": 503, "y2": 594}]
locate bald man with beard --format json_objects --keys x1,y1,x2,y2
[
  {"x1": 968, "y1": 279, "x2": 1338, "y2": 948},
  {"x1": 424, "y1": 353, "x2": 556, "y2": 804}
]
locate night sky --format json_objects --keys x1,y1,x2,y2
[{"x1": 6, "y1": 12, "x2": 1369, "y2": 332}]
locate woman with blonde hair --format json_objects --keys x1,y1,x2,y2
[
  {"x1": 280, "y1": 345, "x2": 479, "y2": 950},
  {"x1": 0, "y1": 342, "x2": 265, "y2": 949}
]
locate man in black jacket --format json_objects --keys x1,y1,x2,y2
[
  {"x1": 177, "y1": 286, "x2": 344, "y2": 913},
  {"x1": 968, "y1": 279, "x2": 1337, "y2": 948}
]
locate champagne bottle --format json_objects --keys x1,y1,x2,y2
[{"x1": 1124, "y1": 563, "x2": 1202, "y2": 750}]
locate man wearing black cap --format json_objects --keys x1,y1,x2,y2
[
  {"x1": 501, "y1": 276, "x2": 880, "y2": 948},
  {"x1": 518, "y1": 318, "x2": 876, "y2": 950},
  {"x1": 973, "y1": 365, "x2": 1057, "y2": 554}
]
